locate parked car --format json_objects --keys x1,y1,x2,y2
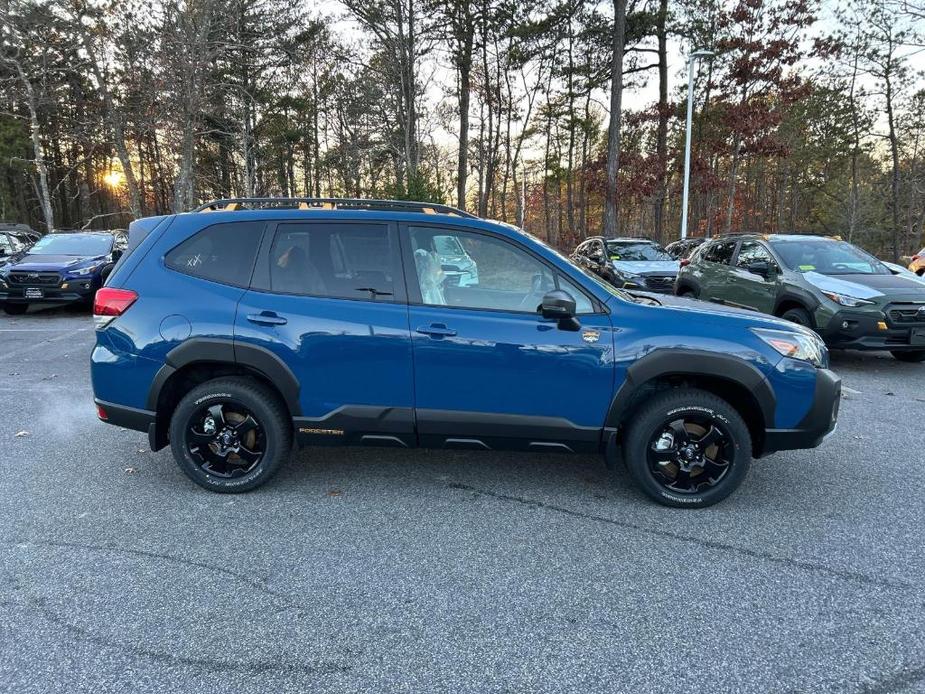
[
  {"x1": 909, "y1": 248, "x2": 925, "y2": 276},
  {"x1": 92, "y1": 198, "x2": 840, "y2": 508},
  {"x1": 0, "y1": 223, "x2": 37, "y2": 265},
  {"x1": 883, "y1": 261, "x2": 925, "y2": 286},
  {"x1": 665, "y1": 237, "x2": 706, "y2": 260},
  {"x1": 0, "y1": 230, "x2": 126, "y2": 314},
  {"x1": 676, "y1": 234, "x2": 925, "y2": 362},
  {"x1": 571, "y1": 237, "x2": 680, "y2": 293}
]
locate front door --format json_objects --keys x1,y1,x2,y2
[
  {"x1": 727, "y1": 240, "x2": 779, "y2": 313},
  {"x1": 404, "y1": 224, "x2": 614, "y2": 453},
  {"x1": 235, "y1": 219, "x2": 414, "y2": 446}
]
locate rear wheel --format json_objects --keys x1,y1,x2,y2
[
  {"x1": 2, "y1": 303, "x2": 28, "y2": 315},
  {"x1": 891, "y1": 350, "x2": 925, "y2": 363},
  {"x1": 169, "y1": 377, "x2": 292, "y2": 493},
  {"x1": 780, "y1": 306, "x2": 812, "y2": 327},
  {"x1": 621, "y1": 388, "x2": 752, "y2": 508}
]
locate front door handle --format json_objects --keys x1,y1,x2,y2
[
  {"x1": 247, "y1": 311, "x2": 288, "y2": 326},
  {"x1": 416, "y1": 323, "x2": 457, "y2": 337}
]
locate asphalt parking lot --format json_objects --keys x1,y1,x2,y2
[{"x1": 1, "y1": 307, "x2": 924, "y2": 694}]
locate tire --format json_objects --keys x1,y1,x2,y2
[
  {"x1": 2, "y1": 303, "x2": 28, "y2": 315},
  {"x1": 678, "y1": 287, "x2": 698, "y2": 299},
  {"x1": 620, "y1": 388, "x2": 752, "y2": 508},
  {"x1": 168, "y1": 377, "x2": 292, "y2": 493},
  {"x1": 780, "y1": 306, "x2": 812, "y2": 327},
  {"x1": 891, "y1": 350, "x2": 925, "y2": 363}
]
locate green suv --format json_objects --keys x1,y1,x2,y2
[{"x1": 676, "y1": 234, "x2": 925, "y2": 362}]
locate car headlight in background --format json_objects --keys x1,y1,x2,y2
[
  {"x1": 751, "y1": 327, "x2": 827, "y2": 367},
  {"x1": 619, "y1": 272, "x2": 644, "y2": 288},
  {"x1": 68, "y1": 263, "x2": 103, "y2": 277},
  {"x1": 821, "y1": 290, "x2": 875, "y2": 307}
]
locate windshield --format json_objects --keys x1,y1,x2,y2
[
  {"x1": 29, "y1": 234, "x2": 113, "y2": 256},
  {"x1": 771, "y1": 238, "x2": 889, "y2": 275},
  {"x1": 606, "y1": 241, "x2": 673, "y2": 262}
]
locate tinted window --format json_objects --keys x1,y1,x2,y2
[
  {"x1": 605, "y1": 241, "x2": 672, "y2": 261},
  {"x1": 735, "y1": 241, "x2": 773, "y2": 268},
  {"x1": 269, "y1": 222, "x2": 397, "y2": 300},
  {"x1": 703, "y1": 240, "x2": 737, "y2": 265},
  {"x1": 411, "y1": 227, "x2": 583, "y2": 313},
  {"x1": 166, "y1": 221, "x2": 264, "y2": 287}
]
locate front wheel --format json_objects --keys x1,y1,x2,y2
[
  {"x1": 891, "y1": 350, "x2": 925, "y2": 363},
  {"x1": 780, "y1": 307, "x2": 813, "y2": 327},
  {"x1": 621, "y1": 388, "x2": 752, "y2": 508},
  {"x1": 169, "y1": 377, "x2": 292, "y2": 493},
  {"x1": 3, "y1": 303, "x2": 28, "y2": 315}
]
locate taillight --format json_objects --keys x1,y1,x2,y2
[
  {"x1": 93, "y1": 287, "x2": 137, "y2": 329},
  {"x1": 913, "y1": 255, "x2": 921, "y2": 262},
  {"x1": 680, "y1": 258, "x2": 691, "y2": 267}
]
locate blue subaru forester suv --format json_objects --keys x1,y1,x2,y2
[{"x1": 91, "y1": 198, "x2": 840, "y2": 507}]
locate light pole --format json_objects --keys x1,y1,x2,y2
[{"x1": 680, "y1": 48, "x2": 715, "y2": 240}]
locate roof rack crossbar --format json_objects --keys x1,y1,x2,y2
[{"x1": 192, "y1": 197, "x2": 478, "y2": 218}]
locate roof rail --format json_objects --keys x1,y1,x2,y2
[{"x1": 193, "y1": 197, "x2": 479, "y2": 219}]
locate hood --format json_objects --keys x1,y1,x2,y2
[
  {"x1": 611, "y1": 259, "x2": 679, "y2": 275},
  {"x1": 802, "y1": 271, "x2": 925, "y2": 300},
  {"x1": 615, "y1": 291, "x2": 811, "y2": 334},
  {"x1": 7, "y1": 253, "x2": 107, "y2": 272}
]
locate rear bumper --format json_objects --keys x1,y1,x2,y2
[
  {"x1": 95, "y1": 398, "x2": 156, "y2": 434},
  {"x1": 819, "y1": 309, "x2": 925, "y2": 351},
  {"x1": 761, "y1": 368, "x2": 841, "y2": 455}
]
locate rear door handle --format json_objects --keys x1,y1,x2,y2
[
  {"x1": 246, "y1": 311, "x2": 288, "y2": 326},
  {"x1": 416, "y1": 323, "x2": 457, "y2": 337}
]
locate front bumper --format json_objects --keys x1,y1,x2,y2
[
  {"x1": 621, "y1": 275, "x2": 677, "y2": 294},
  {"x1": 818, "y1": 308, "x2": 925, "y2": 351},
  {"x1": 762, "y1": 367, "x2": 841, "y2": 454},
  {"x1": 1, "y1": 280, "x2": 96, "y2": 305}
]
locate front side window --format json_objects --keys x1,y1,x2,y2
[
  {"x1": 268, "y1": 222, "x2": 397, "y2": 300},
  {"x1": 166, "y1": 221, "x2": 264, "y2": 287},
  {"x1": 409, "y1": 227, "x2": 593, "y2": 314},
  {"x1": 735, "y1": 241, "x2": 773, "y2": 268}
]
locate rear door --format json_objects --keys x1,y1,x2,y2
[
  {"x1": 700, "y1": 239, "x2": 739, "y2": 302},
  {"x1": 403, "y1": 224, "x2": 614, "y2": 452},
  {"x1": 235, "y1": 219, "x2": 414, "y2": 446}
]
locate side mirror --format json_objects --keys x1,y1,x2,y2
[
  {"x1": 111, "y1": 249, "x2": 123, "y2": 262},
  {"x1": 541, "y1": 289, "x2": 576, "y2": 319},
  {"x1": 747, "y1": 260, "x2": 772, "y2": 278},
  {"x1": 0, "y1": 248, "x2": 6, "y2": 257},
  {"x1": 540, "y1": 289, "x2": 581, "y2": 331}
]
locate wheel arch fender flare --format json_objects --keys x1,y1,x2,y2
[
  {"x1": 606, "y1": 348, "x2": 776, "y2": 431},
  {"x1": 146, "y1": 338, "x2": 302, "y2": 416},
  {"x1": 773, "y1": 288, "x2": 819, "y2": 317}
]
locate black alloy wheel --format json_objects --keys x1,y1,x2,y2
[
  {"x1": 646, "y1": 415, "x2": 733, "y2": 494},
  {"x1": 169, "y1": 377, "x2": 292, "y2": 492},
  {"x1": 619, "y1": 388, "x2": 752, "y2": 508},
  {"x1": 185, "y1": 400, "x2": 265, "y2": 478}
]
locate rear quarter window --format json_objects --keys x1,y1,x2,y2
[{"x1": 166, "y1": 221, "x2": 265, "y2": 288}]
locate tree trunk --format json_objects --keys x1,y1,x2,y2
[{"x1": 602, "y1": 0, "x2": 627, "y2": 237}]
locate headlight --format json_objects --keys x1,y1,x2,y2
[
  {"x1": 619, "y1": 272, "x2": 644, "y2": 287},
  {"x1": 821, "y1": 290, "x2": 874, "y2": 307},
  {"x1": 69, "y1": 264, "x2": 102, "y2": 276},
  {"x1": 752, "y1": 327, "x2": 827, "y2": 367}
]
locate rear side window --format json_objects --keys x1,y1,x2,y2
[
  {"x1": 268, "y1": 222, "x2": 398, "y2": 301},
  {"x1": 166, "y1": 221, "x2": 265, "y2": 287},
  {"x1": 703, "y1": 240, "x2": 737, "y2": 265}
]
